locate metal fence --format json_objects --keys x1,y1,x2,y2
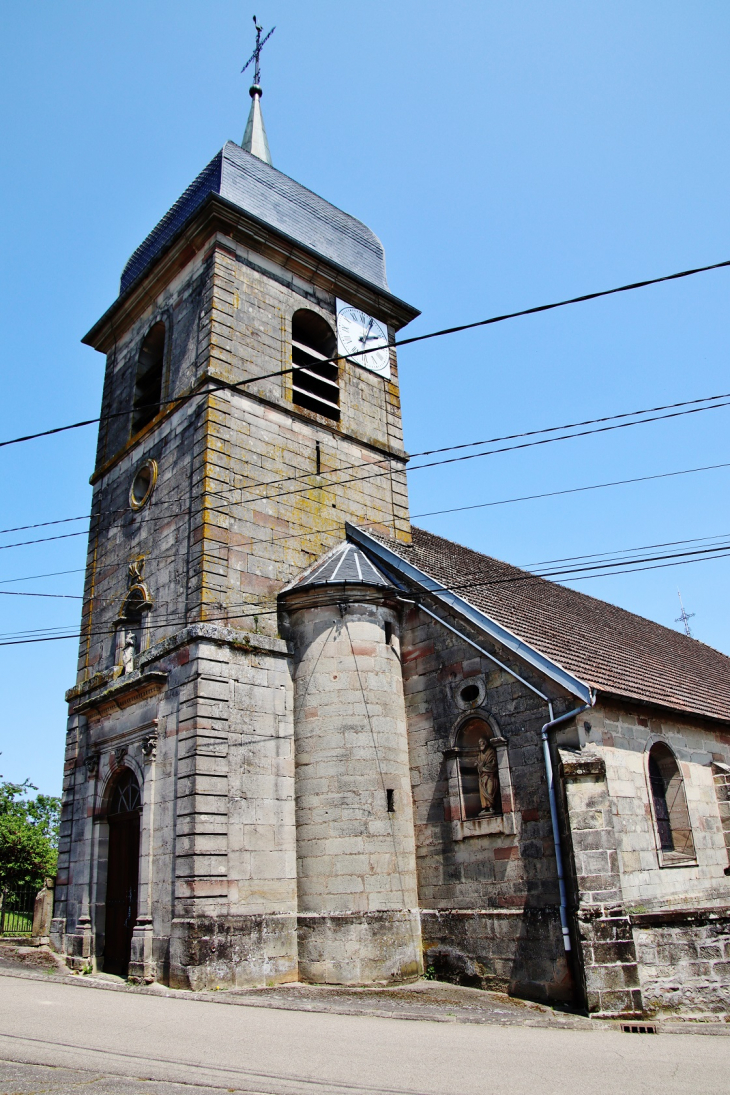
[{"x1": 1, "y1": 888, "x2": 36, "y2": 935}]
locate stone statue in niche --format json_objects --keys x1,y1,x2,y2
[
  {"x1": 477, "y1": 737, "x2": 499, "y2": 814},
  {"x1": 122, "y1": 633, "x2": 136, "y2": 675}
]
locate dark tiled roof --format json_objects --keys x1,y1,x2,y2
[
  {"x1": 286, "y1": 543, "x2": 393, "y2": 592},
  {"x1": 370, "y1": 526, "x2": 730, "y2": 724},
  {"x1": 120, "y1": 142, "x2": 389, "y2": 295}
]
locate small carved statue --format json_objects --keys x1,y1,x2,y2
[
  {"x1": 122, "y1": 633, "x2": 136, "y2": 675},
  {"x1": 84, "y1": 753, "x2": 100, "y2": 779},
  {"x1": 477, "y1": 737, "x2": 499, "y2": 814},
  {"x1": 141, "y1": 733, "x2": 158, "y2": 761}
]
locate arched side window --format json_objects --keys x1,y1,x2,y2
[
  {"x1": 648, "y1": 743, "x2": 695, "y2": 860},
  {"x1": 457, "y1": 718, "x2": 501, "y2": 820},
  {"x1": 132, "y1": 322, "x2": 166, "y2": 434},
  {"x1": 291, "y1": 310, "x2": 339, "y2": 421}
]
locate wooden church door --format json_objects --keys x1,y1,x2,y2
[{"x1": 104, "y1": 769, "x2": 141, "y2": 976}]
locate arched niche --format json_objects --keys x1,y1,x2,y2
[{"x1": 443, "y1": 711, "x2": 515, "y2": 840}]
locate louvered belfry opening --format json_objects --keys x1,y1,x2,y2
[
  {"x1": 291, "y1": 310, "x2": 339, "y2": 420},
  {"x1": 649, "y1": 743, "x2": 695, "y2": 859},
  {"x1": 132, "y1": 321, "x2": 166, "y2": 434}
]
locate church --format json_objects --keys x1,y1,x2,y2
[{"x1": 52, "y1": 61, "x2": 730, "y2": 1020}]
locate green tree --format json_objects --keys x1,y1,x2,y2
[{"x1": 0, "y1": 779, "x2": 61, "y2": 892}]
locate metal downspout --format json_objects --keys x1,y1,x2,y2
[{"x1": 541, "y1": 698, "x2": 595, "y2": 952}]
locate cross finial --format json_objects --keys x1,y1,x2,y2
[
  {"x1": 675, "y1": 590, "x2": 696, "y2": 638},
  {"x1": 240, "y1": 14, "x2": 275, "y2": 163},
  {"x1": 241, "y1": 14, "x2": 276, "y2": 93}
]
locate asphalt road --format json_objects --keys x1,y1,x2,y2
[{"x1": 0, "y1": 972, "x2": 728, "y2": 1095}]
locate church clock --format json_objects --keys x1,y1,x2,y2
[{"x1": 336, "y1": 299, "x2": 390, "y2": 378}]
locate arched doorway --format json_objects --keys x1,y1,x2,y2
[{"x1": 104, "y1": 768, "x2": 141, "y2": 976}]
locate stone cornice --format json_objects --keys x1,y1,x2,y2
[
  {"x1": 66, "y1": 623, "x2": 289, "y2": 712},
  {"x1": 83, "y1": 193, "x2": 420, "y2": 354},
  {"x1": 70, "y1": 670, "x2": 168, "y2": 718}
]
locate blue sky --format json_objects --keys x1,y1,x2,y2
[{"x1": 1, "y1": 1, "x2": 729, "y2": 794}]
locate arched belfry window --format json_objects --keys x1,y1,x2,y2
[
  {"x1": 132, "y1": 322, "x2": 166, "y2": 434},
  {"x1": 291, "y1": 310, "x2": 339, "y2": 421},
  {"x1": 457, "y1": 718, "x2": 501, "y2": 820},
  {"x1": 648, "y1": 743, "x2": 695, "y2": 861}
]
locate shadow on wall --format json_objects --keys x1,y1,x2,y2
[{"x1": 420, "y1": 725, "x2": 574, "y2": 1006}]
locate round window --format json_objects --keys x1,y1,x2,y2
[
  {"x1": 460, "y1": 684, "x2": 480, "y2": 704},
  {"x1": 129, "y1": 459, "x2": 158, "y2": 511}
]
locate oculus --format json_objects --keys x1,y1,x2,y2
[{"x1": 129, "y1": 459, "x2": 158, "y2": 511}]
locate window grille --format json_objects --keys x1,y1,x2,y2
[
  {"x1": 291, "y1": 310, "x2": 339, "y2": 420},
  {"x1": 132, "y1": 322, "x2": 166, "y2": 434},
  {"x1": 648, "y1": 743, "x2": 695, "y2": 859},
  {"x1": 109, "y1": 769, "x2": 141, "y2": 816}
]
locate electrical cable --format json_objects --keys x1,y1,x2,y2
[
  {"x1": 4, "y1": 537, "x2": 730, "y2": 647},
  {"x1": 3, "y1": 255, "x2": 730, "y2": 451},
  {"x1": 0, "y1": 568, "x2": 85, "y2": 586},
  {"x1": 411, "y1": 460, "x2": 730, "y2": 520},
  {"x1": 3, "y1": 389, "x2": 728, "y2": 547}
]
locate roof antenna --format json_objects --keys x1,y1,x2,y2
[
  {"x1": 675, "y1": 589, "x2": 695, "y2": 637},
  {"x1": 240, "y1": 15, "x2": 275, "y2": 164}
]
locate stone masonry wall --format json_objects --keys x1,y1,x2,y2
[
  {"x1": 631, "y1": 908, "x2": 730, "y2": 1018},
  {"x1": 577, "y1": 703, "x2": 730, "y2": 910},
  {"x1": 78, "y1": 239, "x2": 411, "y2": 685},
  {"x1": 557, "y1": 702, "x2": 730, "y2": 1018},
  {"x1": 558, "y1": 746, "x2": 642, "y2": 1017},
  {"x1": 56, "y1": 627, "x2": 298, "y2": 988},
  {"x1": 400, "y1": 600, "x2": 578, "y2": 1003}
]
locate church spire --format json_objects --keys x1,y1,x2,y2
[{"x1": 240, "y1": 15, "x2": 275, "y2": 165}]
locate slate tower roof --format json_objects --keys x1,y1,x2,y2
[{"x1": 119, "y1": 141, "x2": 389, "y2": 296}]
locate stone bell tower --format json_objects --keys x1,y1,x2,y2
[{"x1": 52, "y1": 65, "x2": 421, "y2": 987}]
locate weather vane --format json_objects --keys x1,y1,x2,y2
[{"x1": 241, "y1": 14, "x2": 276, "y2": 90}]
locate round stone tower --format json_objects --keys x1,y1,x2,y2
[{"x1": 280, "y1": 542, "x2": 422, "y2": 984}]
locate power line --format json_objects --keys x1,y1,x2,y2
[
  {"x1": 4, "y1": 535, "x2": 730, "y2": 647},
  {"x1": 3, "y1": 256, "x2": 730, "y2": 452},
  {"x1": 4, "y1": 393, "x2": 728, "y2": 551},
  {"x1": 0, "y1": 590, "x2": 82, "y2": 599},
  {"x1": 167, "y1": 390, "x2": 730, "y2": 513},
  {"x1": 0, "y1": 568, "x2": 85, "y2": 586},
  {"x1": 411, "y1": 460, "x2": 730, "y2": 519},
  {"x1": 518, "y1": 531, "x2": 730, "y2": 569},
  {"x1": 3, "y1": 387, "x2": 728, "y2": 541},
  {"x1": 3, "y1": 536, "x2": 728, "y2": 648}
]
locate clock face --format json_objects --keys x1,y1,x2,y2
[{"x1": 336, "y1": 300, "x2": 390, "y2": 378}]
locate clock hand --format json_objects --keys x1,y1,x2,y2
[{"x1": 359, "y1": 318, "x2": 374, "y2": 345}]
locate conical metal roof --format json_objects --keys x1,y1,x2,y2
[{"x1": 284, "y1": 542, "x2": 393, "y2": 593}]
